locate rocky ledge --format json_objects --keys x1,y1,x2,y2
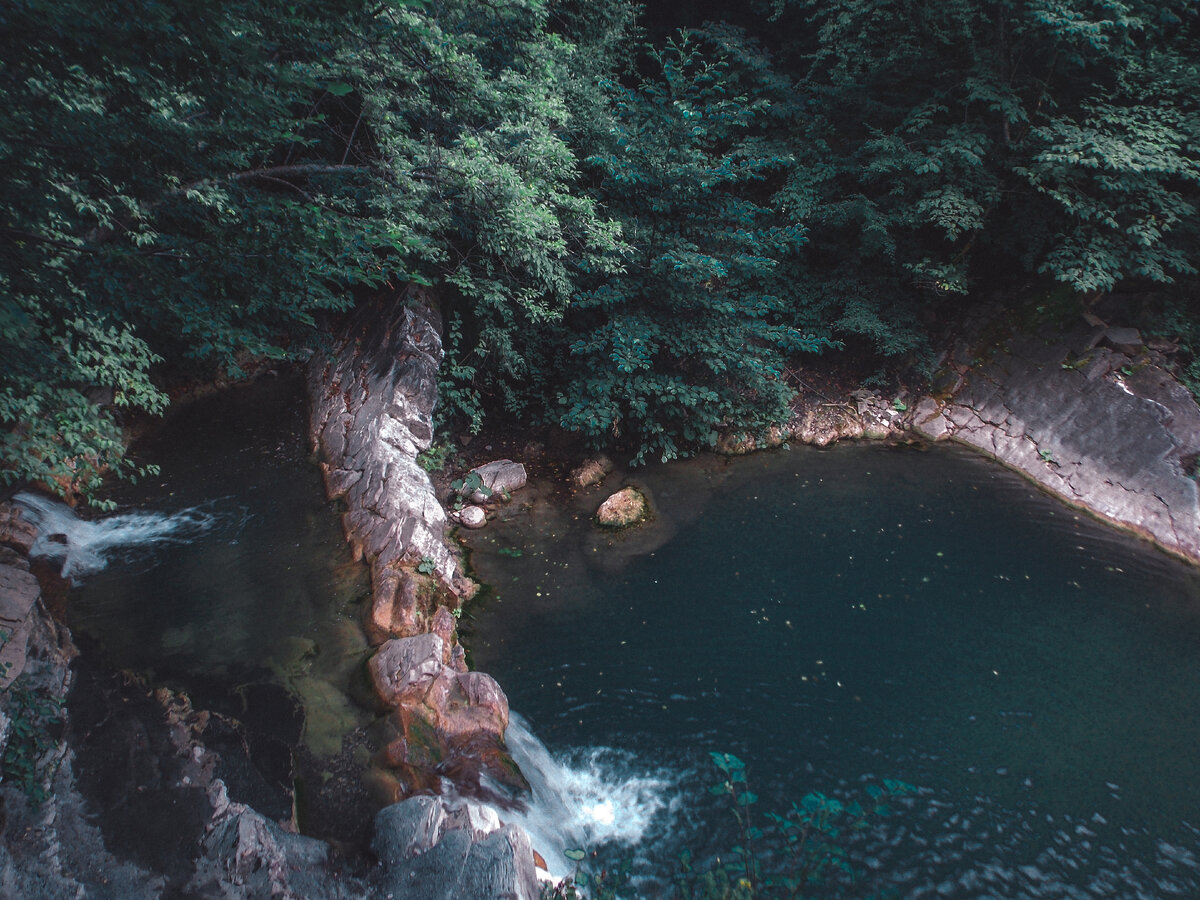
[
  {"x1": 911, "y1": 319, "x2": 1200, "y2": 565},
  {"x1": 307, "y1": 290, "x2": 540, "y2": 896}
]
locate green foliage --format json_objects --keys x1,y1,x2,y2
[
  {"x1": 557, "y1": 29, "x2": 832, "y2": 464},
  {"x1": 9, "y1": 0, "x2": 1200, "y2": 487},
  {"x1": 449, "y1": 471, "x2": 493, "y2": 509},
  {"x1": 766, "y1": 0, "x2": 1200, "y2": 355},
  {"x1": 1, "y1": 682, "x2": 65, "y2": 806},
  {"x1": 1, "y1": 0, "x2": 627, "y2": 494},
  {"x1": 417, "y1": 443, "x2": 451, "y2": 473}
]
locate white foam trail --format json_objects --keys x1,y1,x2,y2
[
  {"x1": 14, "y1": 491, "x2": 216, "y2": 579},
  {"x1": 500, "y1": 713, "x2": 679, "y2": 879}
]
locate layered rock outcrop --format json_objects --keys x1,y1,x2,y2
[
  {"x1": 912, "y1": 323, "x2": 1200, "y2": 563},
  {"x1": 307, "y1": 290, "x2": 536, "y2": 896},
  {"x1": 374, "y1": 795, "x2": 539, "y2": 900},
  {"x1": 308, "y1": 290, "x2": 464, "y2": 638}
]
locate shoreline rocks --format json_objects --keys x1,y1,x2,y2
[
  {"x1": 307, "y1": 290, "x2": 539, "y2": 898},
  {"x1": 911, "y1": 322, "x2": 1200, "y2": 565}
]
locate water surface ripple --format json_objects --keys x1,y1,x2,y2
[{"x1": 463, "y1": 444, "x2": 1200, "y2": 897}]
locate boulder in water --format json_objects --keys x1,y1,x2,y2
[
  {"x1": 596, "y1": 486, "x2": 650, "y2": 529},
  {"x1": 570, "y1": 456, "x2": 613, "y2": 489}
]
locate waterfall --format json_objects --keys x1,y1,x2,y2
[
  {"x1": 497, "y1": 714, "x2": 681, "y2": 880},
  {"x1": 14, "y1": 491, "x2": 217, "y2": 580}
]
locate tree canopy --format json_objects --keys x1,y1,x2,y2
[{"x1": 3, "y1": 0, "x2": 1199, "y2": 495}]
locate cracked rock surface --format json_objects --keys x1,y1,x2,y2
[
  {"x1": 308, "y1": 290, "x2": 464, "y2": 637},
  {"x1": 913, "y1": 324, "x2": 1200, "y2": 563}
]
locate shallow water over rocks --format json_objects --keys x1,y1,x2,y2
[{"x1": 59, "y1": 376, "x2": 376, "y2": 842}]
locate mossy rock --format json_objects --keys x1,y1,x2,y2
[{"x1": 595, "y1": 486, "x2": 650, "y2": 529}]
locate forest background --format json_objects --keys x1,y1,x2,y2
[{"x1": 3, "y1": 0, "x2": 1198, "y2": 497}]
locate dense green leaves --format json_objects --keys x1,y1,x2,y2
[
  {"x1": 557, "y1": 30, "x2": 831, "y2": 463},
  {"x1": 1, "y1": 0, "x2": 622, "y2": 493},
  {"x1": 5, "y1": 0, "x2": 1200, "y2": 493}
]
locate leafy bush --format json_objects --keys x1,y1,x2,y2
[{"x1": 1, "y1": 682, "x2": 65, "y2": 806}]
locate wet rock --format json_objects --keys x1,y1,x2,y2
[
  {"x1": 456, "y1": 505, "x2": 487, "y2": 528},
  {"x1": 570, "y1": 455, "x2": 613, "y2": 489},
  {"x1": 307, "y1": 290, "x2": 459, "y2": 592},
  {"x1": 467, "y1": 460, "x2": 527, "y2": 503},
  {"x1": 369, "y1": 635, "x2": 516, "y2": 801},
  {"x1": 0, "y1": 503, "x2": 36, "y2": 554},
  {"x1": 369, "y1": 633, "x2": 446, "y2": 707},
  {"x1": 374, "y1": 795, "x2": 539, "y2": 900},
  {"x1": 932, "y1": 323, "x2": 1200, "y2": 563},
  {"x1": 596, "y1": 486, "x2": 649, "y2": 529}
]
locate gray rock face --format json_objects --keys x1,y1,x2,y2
[
  {"x1": 917, "y1": 326, "x2": 1200, "y2": 563},
  {"x1": 468, "y1": 459, "x2": 527, "y2": 503},
  {"x1": 369, "y1": 633, "x2": 447, "y2": 706},
  {"x1": 187, "y1": 782, "x2": 365, "y2": 900},
  {"x1": 374, "y1": 796, "x2": 539, "y2": 900},
  {"x1": 307, "y1": 290, "x2": 459, "y2": 595}
]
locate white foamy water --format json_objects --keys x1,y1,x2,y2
[
  {"x1": 499, "y1": 714, "x2": 681, "y2": 879},
  {"x1": 15, "y1": 491, "x2": 216, "y2": 579}
]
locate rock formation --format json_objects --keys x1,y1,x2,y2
[
  {"x1": 307, "y1": 289, "x2": 537, "y2": 897},
  {"x1": 308, "y1": 289, "x2": 465, "y2": 638},
  {"x1": 596, "y1": 485, "x2": 651, "y2": 528},
  {"x1": 911, "y1": 322, "x2": 1200, "y2": 564}
]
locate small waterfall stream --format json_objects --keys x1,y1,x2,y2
[
  {"x1": 500, "y1": 713, "x2": 680, "y2": 879},
  {"x1": 15, "y1": 491, "x2": 217, "y2": 580}
]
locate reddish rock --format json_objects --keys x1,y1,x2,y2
[
  {"x1": 0, "y1": 503, "x2": 36, "y2": 554},
  {"x1": 367, "y1": 564, "x2": 422, "y2": 642}
]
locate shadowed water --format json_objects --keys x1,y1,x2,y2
[
  {"x1": 463, "y1": 444, "x2": 1200, "y2": 897},
  {"x1": 54, "y1": 378, "x2": 373, "y2": 770}
]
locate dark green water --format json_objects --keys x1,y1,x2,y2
[
  {"x1": 464, "y1": 444, "x2": 1200, "y2": 897},
  {"x1": 65, "y1": 377, "x2": 373, "y2": 761}
]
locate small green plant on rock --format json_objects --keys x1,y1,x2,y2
[
  {"x1": 417, "y1": 443, "x2": 451, "y2": 473},
  {"x1": 1, "y1": 681, "x2": 65, "y2": 806},
  {"x1": 449, "y1": 471, "x2": 493, "y2": 510}
]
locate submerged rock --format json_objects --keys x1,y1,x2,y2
[
  {"x1": 570, "y1": 455, "x2": 613, "y2": 489},
  {"x1": 596, "y1": 486, "x2": 650, "y2": 528}
]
